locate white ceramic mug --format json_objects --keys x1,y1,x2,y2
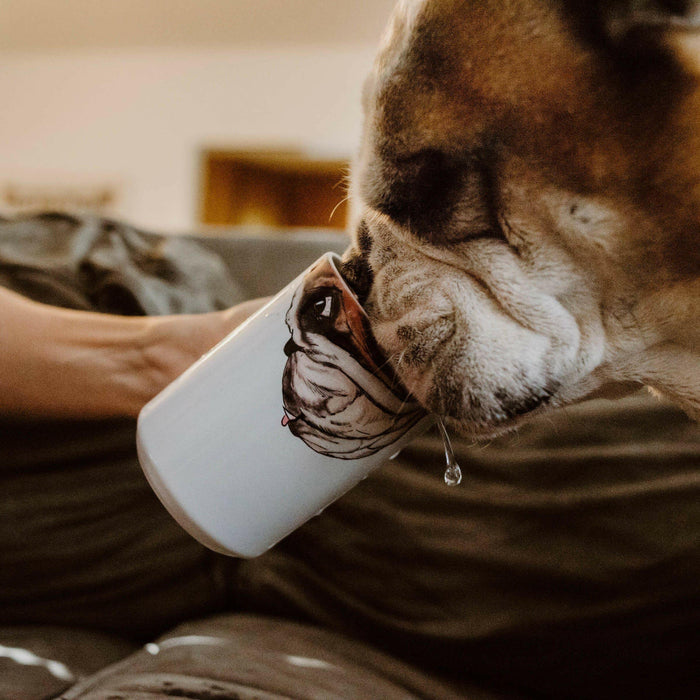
[{"x1": 137, "y1": 252, "x2": 431, "y2": 558}]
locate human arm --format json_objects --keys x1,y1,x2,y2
[{"x1": 0, "y1": 285, "x2": 267, "y2": 419}]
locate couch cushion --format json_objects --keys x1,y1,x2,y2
[
  {"x1": 0, "y1": 626, "x2": 136, "y2": 700},
  {"x1": 61, "y1": 614, "x2": 502, "y2": 700},
  {"x1": 234, "y1": 394, "x2": 700, "y2": 700},
  {"x1": 194, "y1": 227, "x2": 349, "y2": 298},
  {"x1": 1, "y1": 214, "x2": 697, "y2": 699}
]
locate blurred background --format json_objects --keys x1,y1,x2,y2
[{"x1": 0, "y1": 0, "x2": 396, "y2": 233}]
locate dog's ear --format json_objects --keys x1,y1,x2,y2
[{"x1": 603, "y1": 0, "x2": 700, "y2": 39}]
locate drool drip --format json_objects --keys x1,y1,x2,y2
[{"x1": 436, "y1": 417, "x2": 462, "y2": 487}]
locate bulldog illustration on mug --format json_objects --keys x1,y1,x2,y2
[{"x1": 282, "y1": 256, "x2": 425, "y2": 459}]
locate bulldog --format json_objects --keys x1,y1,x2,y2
[
  {"x1": 343, "y1": 0, "x2": 700, "y2": 438},
  {"x1": 282, "y1": 256, "x2": 425, "y2": 459}
]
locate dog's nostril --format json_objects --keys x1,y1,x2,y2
[{"x1": 284, "y1": 338, "x2": 301, "y2": 357}]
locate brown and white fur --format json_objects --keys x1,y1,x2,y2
[{"x1": 343, "y1": 0, "x2": 700, "y2": 438}]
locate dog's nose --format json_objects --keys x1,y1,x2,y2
[{"x1": 284, "y1": 338, "x2": 301, "y2": 357}]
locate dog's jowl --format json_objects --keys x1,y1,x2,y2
[{"x1": 345, "y1": 0, "x2": 700, "y2": 437}]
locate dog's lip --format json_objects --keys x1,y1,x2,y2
[{"x1": 438, "y1": 395, "x2": 554, "y2": 440}]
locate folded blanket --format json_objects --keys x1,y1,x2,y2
[{"x1": 0, "y1": 211, "x2": 245, "y2": 313}]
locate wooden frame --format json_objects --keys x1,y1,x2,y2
[{"x1": 199, "y1": 149, "x2": 350, "y2": 230}]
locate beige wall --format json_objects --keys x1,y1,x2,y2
[
  {"x1": 0, "y1": 1, "x2": 395, "y2": 232},
  {"x1": 0, "y1": 0, "x2": 395, "y2": 50},
  {"x1": 0, "y1": 45, "x2": 377, "y2": 232}
]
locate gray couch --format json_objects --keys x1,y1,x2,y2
[{"x1": 0, "y1": 214, "x2": 698, "y2": 699}]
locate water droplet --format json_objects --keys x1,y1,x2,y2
[
  {"x1": 436, "y1": 417, "x2": 462, "y2": 487},
  {"x1": 443, "y1": 464, "x2": 463, "y2": 487}
]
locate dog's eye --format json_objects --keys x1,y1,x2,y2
[
  {"x1": 314, "y1": 295, "x2": 334, "y2": 319},
  {"x1": 368, "y1": 146, "x2": 510, "y2": 247},
  {"x1": 302, "y1": 288, "x2": 341, "y2": 326}
]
